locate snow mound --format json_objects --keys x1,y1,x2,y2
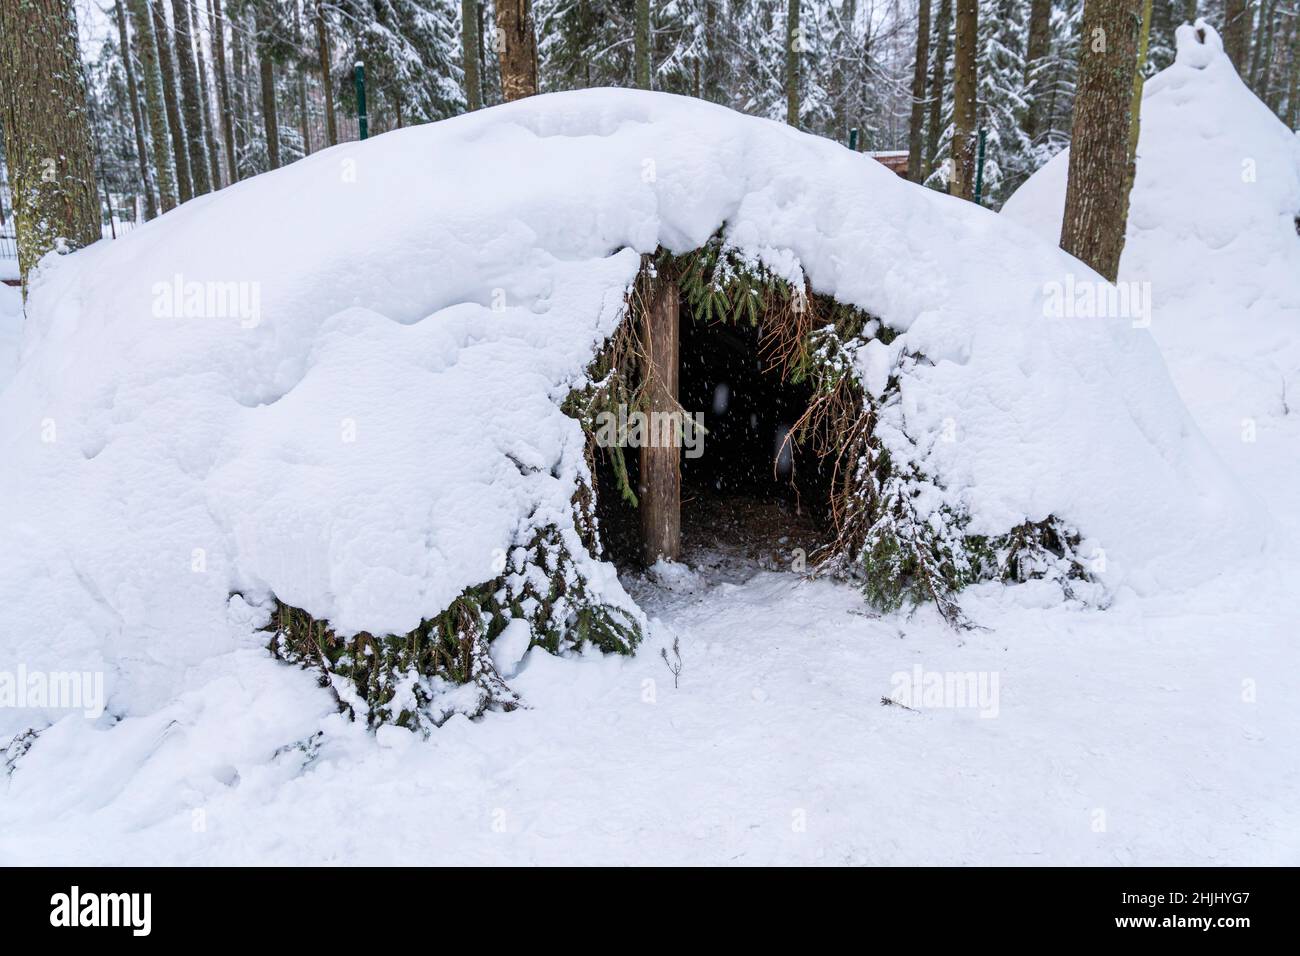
[
  {"x1": 1002, "y1": 20, "x2": 1300, "y2": 525},
  {"x1": 1003, "y1": 29, "x2": 1300, "y2": 408},
  {"x1": 1005, "y1": 21, "x2": 1300, "y2": 323},
  {"x1": 0, "y1": 88, "x2": 1259, "y2": 733}
]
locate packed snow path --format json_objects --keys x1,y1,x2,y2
[{"x1": 4, "y1": 549, "x2": 1297, "y2": 865}]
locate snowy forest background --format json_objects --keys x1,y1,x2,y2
[{"x1": 0, "y1": 0, "x2": 1296, "y2": 248}]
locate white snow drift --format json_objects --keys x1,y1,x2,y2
[{"x1": 0, "y1": 86, "x2": 1260, "y2": 735}]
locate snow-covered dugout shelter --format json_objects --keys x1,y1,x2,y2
[
  {"x1": 0, "y1": 86, "x2": 1260, "y2": 732},
  {"x1": 1004, "y1": 21, "x2": 1300, "y2": 457}
]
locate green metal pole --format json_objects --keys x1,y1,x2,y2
[
  {"x1": 354, "y1": 63, "x2": 369, "y2": 140},
  {"x1": 848, "y1": 127, "x2": 859, "y2": 151},
  {"x1": 973, "y1": 127, "x2": 987, "y2": 205}
]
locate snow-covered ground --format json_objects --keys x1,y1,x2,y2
[
  {"x1": 1, "y1": 26, "x2": 1298, "y2": 866},
  {"x1": 3, "y1": 547, "x2": 1298, "y2": 865},
  {"x1": 0, "y1": 284, "x2": 20, "y2": 388}
]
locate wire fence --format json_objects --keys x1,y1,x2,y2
[{"x1": 0, "y1": 184, "x2": 139, "y2": 267}]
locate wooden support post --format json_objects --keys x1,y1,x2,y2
[{"x1": 640, "y1": 278, "x2": 681, "y2": 565}]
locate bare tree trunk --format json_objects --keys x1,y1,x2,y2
[
  {"x1": 1288, "y1": 3, "x2": 1300, "y2": 128},
  {"x1": 1060, "y1": 0, "x2": 1143, "y2": 282},
  {"x1": 189, "y1": 0, "x2": 223, "y2": 187},
  {"x1": 829, "y1": 0, "x2": 852, "y2": 133},
  {"x1": 925, "y1": 0, "x2": 952, "y2": 179},
  {"x1": 230, "y1": 6, "x2": 248, "y2": 174},
  {"x1": 115, "y1": 0, "x2": 159, "y2": 219},
  {"x1": 786, "y1": 0, "x2": 801, "y2": 126},
  {"x1": 1248, "y1": 0, "x2": 1274, "y2": 87},
  {"x1": 171, "y1": 0, "x2": 211, "y2": 193},
  {"x1": 477, "y1": 0, "x2": 489, "y2": 105},
  {"x1": 210, "y1": 0, "x2": 237, "y2": 179},
  {"x1": 495, "y1": 0, "x2": 538, "y2": 101},
  {"x1": 152, "y1": 0, "x2": 193, "y2": 201},
  {"x1": 635, "y1": 0, "x2": 651, "y2": 89},
  {"x1": 1223, "y1": 0, "x2": 1252, "y2": 71},
  {"x1": 906, "y1": 0, "x2": 931, "y2": 181},
  {"x1": 1266, "y1": 6, "x2": 1289, "y2": 112},
  {"x1": 1254, "y1": 1, "x2": 1280, "y2": 102},
  {"x1": 0, "y1": 0, "x2": 101, "y2": 291},
  {"x1": 949, "y1": 0, "x2": 977, "y2": 199},
  {"x1": 1022, "y1": 0, "x2": 1052, "y2": 144},
  {"x1": 314, "y1": 0, "x2": 337, "y2": 143},
  {"x1": 292, "y1": 0, "x2": 310, "y2": 154},
  {"x1": 125, "y1": 0, "x2": 177, "y2": 210},
  {"x1": 461, "y1": 0, "x2": 481, "y2": 110},
  {"x1": 703, "y1": 0, "x2": 720, "y2": 101},
  {"x1": 256, "y1": 1, "x2": 281, "y2": 169}
]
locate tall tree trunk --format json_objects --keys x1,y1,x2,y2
[
  {"x1": 1266, "y1": 5, "x2": 1289, "y2": 112},
  {"x1": 293, "y1": 0, "x2": 310, "y2": 154},
  {"x1": 1060, "y1": 0, "x2": 1143, "y2": 282},
  {"x1": 829, "y1": 0, "x2": 852, "y2": 134},
  {"x1": 171, "y1": 0, "x2": 211, "y2": 193},
  {"x1": 0, "y1": 0, "x2": 101, "y2": 291},
  {"x1": 256, "y1": 1, "x2": 281, "y2": 169},
  {"x1": 1284, "y1": 2, "x2": 1294, "y2": 128},
  {"x1": 477, "y1": 0, "x2": 489, "y2": 105},
  {"x1": 258, "y1": 51, "x2": 281, "y2": 169},
  {"x1": 1254, "y1": 1, "x2": 1279, "y2": 101},
  {"x1": 210, "y1": 0, "x2": 238, "y2": 179},
  {"x1": 786, "y1": 0, "x2": 801, "y2": 126},
  {"x1": 314, "y1": 0, "x2": 337, "y2": 143},
  {"x1": 949, "y1": 0, "x2": 977, "y2": 199},
  {"x1": 703, "y1": 0, "x2": 720, "y2": 101},
  {"x1": 152, "y1": 0, "x2": 193, "y2": 201},
  {"x1": 115, "y1": 0, "x2": 159, "y2": 220},
  {"x1": 907, "y1": 0, "x2": 932, "y2": 181},
  {"x1": 1248, "y1": 0, "x2": 1273, "y2": 87},
  {"x1": 1183, "y1": 0, "x2": 1197, "y2": 23},
  {"x1": 1288, "y1": 4, "x2": 1300, "y2": 128},
  {"x1": 1022, "y1": 0, "x2": 1052, "y2": 144},
  {"x1": 461, "y1": 0, "x2": 481, "y2": 110},
  {"x1": 230, "y1": 5, "x2": 248, "y2": 174},
  {"x1": 189, "y1": 0, "x2": 223, "y2": 187},
  {"x1": 925, "y1": 0, "x2": 952, "y2": 180},
  {"x1": 635, "y1": 0, "x2": 651, "y2": 89},
  {"x1": 126, "y1": 0, "x2": 177, "y2": 210},
  {"x1": 1223, "y1": 1, "x2": 1252, "y2": 70},
  {"x1": 495, "y1": 0, "x2": 538, "y2": 101}
]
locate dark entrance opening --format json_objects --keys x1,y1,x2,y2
[{"x1": 592, "y1": 290, "x2": 830, "y2": 572}]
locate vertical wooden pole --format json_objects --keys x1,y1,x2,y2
[
  {"x1": 640, "y1": 279, "x2": 681, "y2": 565},
  {"x1": 354, "y1": 64, "x2": 368, "y2": 140}
]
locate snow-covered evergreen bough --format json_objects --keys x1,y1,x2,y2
[{"x1": 0, "y1": 87, "x2": 1261, "y2": 736}]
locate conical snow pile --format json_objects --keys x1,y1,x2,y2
[{"x1": 1004, "y1": 21, "x2": 1300, "y2": 510}]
